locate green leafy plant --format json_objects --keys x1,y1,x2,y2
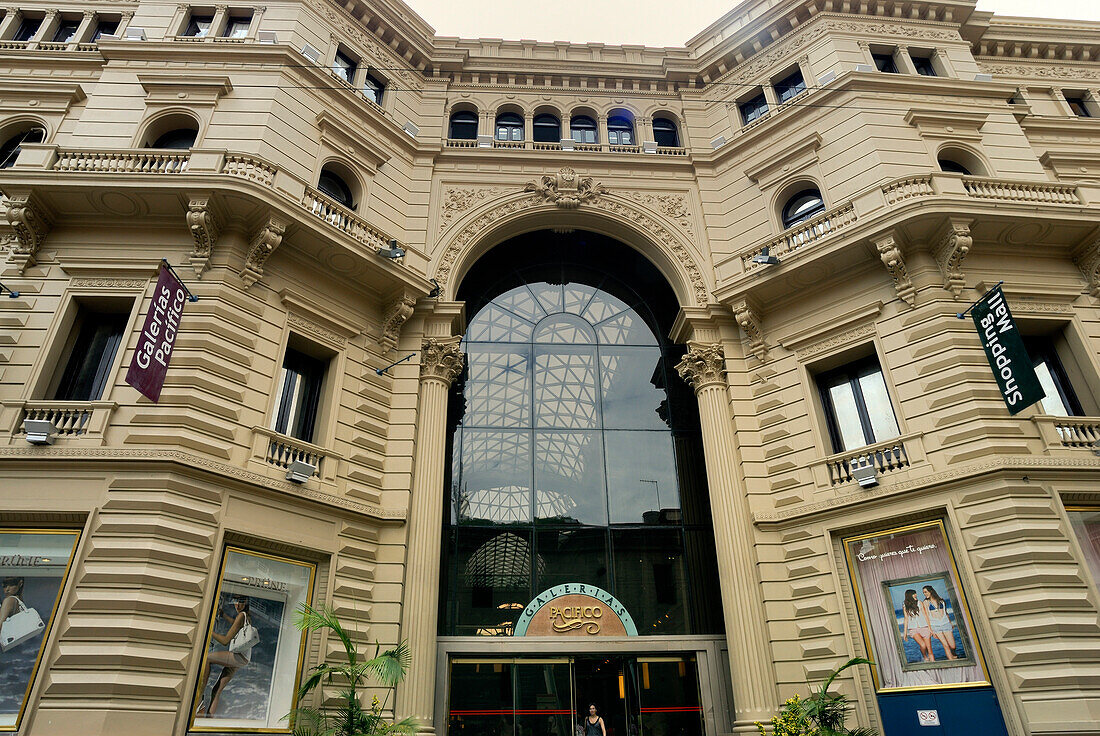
[
  {"x1": 756, "y1": 657, "x2": 877, "y2": 736},
  {"x1": 288, "y1": 604, "x2": 418, "y2": 736}
]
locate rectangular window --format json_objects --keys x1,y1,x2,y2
[
  {"x1": 817, "y1": 355, "x2": 901, "y2": 452},
  {"x1": 843, "y1": 520, "x2": 989, "y2": 692},
  {"x1": 273, "y1": 346, "x2": 327, "y2": 443},
  {"x1": 222, "y1": 14, "x2": 252, "y2": 39},
  {"x1": 183, "y1": 14, "x2": 213, "y2": 37},
  {"x1": 189, "y1": 547, "x2": 315, "y2": 732},
  {"x1": 92, "y1": 19, "x2": 119, "y2": 41},
  {"x1": 51, "y1": 20, "x2": 80, "y2": 43},
  {"x1": 12, "y1": 17, "x2": 41, "y2": 42},
  {"x1": 0, "y1": 529, "x2": 81, "y2": 731},
  {"x1": 1067, "y1": 507, "x2": 1100, "y2": 586},
  {"x1": 774, "y1": 69, "x2": 806, "y2": 103},
  {"x1": 1025, "y1": 335, "x2": 1084, "y2": 416},
  {"x1": 873, "y1": 52, "x2": 899, "y2": 74},
  {"x1": 1066, "y1": 95, "x2": 1092, "y2": 118},
  {"x1": 739, "y1": 92, "x2": 769, "y2": 125},
  {"x1": 51, "y1": 308, "x2": 128, "y2": 401},
  {"x1": 332, "y1": 48, "x2": 357, "y2": 83},
  {"x1": 362, "y1": 72, "x2": 385, "y2": 104},
  {"x1": 911, "y1": 54, "x2": 937, "y2": 76}
]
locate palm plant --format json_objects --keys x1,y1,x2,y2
[
  {"x1": 756, "y1": 657, "x2": 877, "y2": 736},
  {"x1": 288, "y1": 604, "x2": 418, "y2": 736}
]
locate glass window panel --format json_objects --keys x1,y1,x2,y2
[
  {"x1": 53, "y1": 310, "x2": 127, "y2": 401},
  {"x1": 52, "y1": 21, "x2": 79, "y2": 42},
  {"x1": 563, "y1": 284, "x2": 599, "y2": 316},
  {"x1": 492, "y1": 285, "x2": 549, "y2": 323},
  {"x1": 600, "y1": 347, "x2": 669, "y2": 430},
  {"x1": 534, "y1": 431, "x2": 607, "y2": 525},
  {"x1": 858, "y1": 370, "x2": 901, "y2": 443},
  {"x1": 528, "y1": 282, "x2": 564, "y2": 315},
  {"x1": 534, "y1": 346, "x2": 600, "y2": 429},
  {"x1": 273, "y1": 348, "x2": 326, "y2": 442},
  {"x1": 605, "y1": 431, "x2": 680, "y2": 524},
  {"x1": 190, "y1": 548, "x2": 314, "y2": 731},
  {"x1": 514, "y1": 662, "x2": 572, "y2": 736},
  {"x1": 683, "y1": 528, "x2": 724, "y2": 634},
  {"x1": 1067, "y1": 509, "x2": 1100, "y2": 586},
  {"x1": 452, "y1": 529, "x2": 533, "y2": 636},
  {"x1": 448, "y1": 661, "x2": 514, "y2": 735},
  {"x1": 0, "y1": 530, "x2": 80, "y2": 731},
  {"x1": 594, "y1": 310, "x2": 657, "y2": 346},
  {"x1": 636, "y1": 658, "x2": 704, "y2": 736},
  {"x1": 611, "y1": 529, "x2": 689, "y2": 634},
  {"x1": 534, "y1": 315, "x2": 596, "y2": 345},
  {"x1": 581, "y1": 290, "x2": 631, "y2": 325},
  {"x1": 1034, "y1": 361, "x2": 1069, "y2": 416},
  {"x1": 12, "y1": 18, "x2": 41, "y2": 42},
  {"x1": 535, "y1": 528, "x2": 610, "y2": 592},
  {"x1": 828, "y1": 380, "x2": 867, "y2": 450},
  {"x1": 463, "y1": 344, "x2": 531, "y2": 428},
  {"x1": 456, "y1": 429, "x2": 533, "y2": 524},
  {"x1": 466, "y1": 303, "x2": 535, "y2": 343}
]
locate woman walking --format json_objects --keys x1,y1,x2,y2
[{"x1": 583, "y1": 704, "x2": 606, "y2": 736}]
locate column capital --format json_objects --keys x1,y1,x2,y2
[
  {"x1": 675, "y1": 342, "x2": 726, "y2": 392},
  {"x1": 421, "y1": 337, "x2": 464, "y2": 385}
]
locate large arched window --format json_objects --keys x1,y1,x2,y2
[
  {"x1": 570, "y1": 115, "x2": 597, "y2": 144},
  {"x1": 532, "y1": 113, "x2": 561, "y2": 143},
  {"x1": 442, "y1": 231, "x2": 722, "y2": 637},
  {"x1": 0, "y1": 126, "x2": 45, "y2": 169},
  {"x1": 495, "y1": 112, "x2": 523, "y2": 141},
  {"x1": 317, "y1": 165, "x2": 355, "y2": 209},
  {"x1": 607, "y1": 115, "x2": 634, "y2": 145},
  {"x1": 449, "y1": 110, "x2": 478, "y2": 140},
  {"x1": 653, "y1": 117, "x2": 679, "y2": 148},
  {"x1": 781, "y1": 188, "x2": 826, "y2": 228}
]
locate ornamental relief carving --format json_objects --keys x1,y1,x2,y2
[
  {"x1": 305, "y1": 0, "x2": 423, "y2": 91},
  {"x1": 439, "y1": 186, "x2": 508, "y2": 233},
  {"x1": 977, "y1": 60, "x2": 1100, "y2": 81}
]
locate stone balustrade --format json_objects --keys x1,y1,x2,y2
[
  {"x1": 54, "y1": 149, "x2": 190, "y2": 174},
  {"x1": 249, "y1": 426, "x2": 341, "y2": 485},
  {"x1": 741, "y1": 202, "x2": 857, "y2": 270},
  {"x1": 1033, "y1": 415, "x2": 1100, "y2": 450},
  {"x1": 301, "y1": 186, "x2": 390, "y2": 252},
  {"x1": 2, "y1": 400, "x2": 117, "y2": 444},
  {"x1": 810, "y1": 433, "x2": 925, "y2": 489}
]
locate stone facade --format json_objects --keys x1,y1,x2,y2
[{"x1": 1, "y1": 0, "x2": 1100, "y2": 735}]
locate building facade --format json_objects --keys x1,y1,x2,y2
[{"x1": 1, "y1": 0, "x2": 1100, "y2": 735}]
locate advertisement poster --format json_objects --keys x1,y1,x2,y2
[
  {"x1": 844, "y1": 521, "x2": 988, "y2": 691},
  {"x1": 0, "y1": 530, "x2": 80, "y2": 730},
  {"x1": 191, "y1": 548, "x2": 314, "y2": 733}
]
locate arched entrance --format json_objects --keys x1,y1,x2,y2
[{"x1": 438, "y1": 231, "x2": 729, "y2": 736}]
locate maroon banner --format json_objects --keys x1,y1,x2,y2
[{"x1": 125, "y1": 265, "x2": 187, "y2": 402}]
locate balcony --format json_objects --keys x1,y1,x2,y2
[
  {"x1": 444, "y1": 139, "x2": 687, "y2": 156},
  {"x1": 249, "y1": 426, "x2": 341, "y2": 486},
  {"x1": 810, "y1": 432, "x2": 926, "y2": 490},
  {"x1": 1, "y1": 400, "x2": 118, "y2": 445},
  {"x1": 1034, "y1": 416, "x2": 1100, "y2": 452}
]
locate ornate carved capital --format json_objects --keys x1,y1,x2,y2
[
  {"x1": 380, "y1": 293, "x2": 417, "y2": 353},
  {"x1": 933, "y1": 218, "x2": 972, "y2": 299},
  {"x1": 732, "y1": 299, "x2": 767, "y2": 362},
  {"x1": 420, "y1": 337, "x2": 464, "y2": 385},
  {"x1": 186, "y1": 196, "x2": 220, "y2": 278},
  {"x1": 240, "y1": 214, "x2": 287, "y2": 288},
  {"x1": 4, "y1": 192, "x2": 52, "y2": 273},
  {"x1": 675, "y1": 342, "x2": 727, "y2": 392},
  {"x1": 1074, "y1": 231, "x2": 1100, "y2": 299},
  {"x1": 873, "y1": 231, "x2": 916, "y2": 307},
  {"x1": 524, "y1": 167, "x2": 607, "y2": 209}
]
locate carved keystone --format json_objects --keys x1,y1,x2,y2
[{"x1": 524, "y1": 167, "x2": 607, "y2": 209}]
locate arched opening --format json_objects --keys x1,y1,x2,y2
[
  {"x1": 570, "y1": 115, "x2": 597, "y2": 144},
  {"x1": 652, "y1": 116, "x2": 679, "y2": 148},
  {"x1": 937, "y1": 146, "x2": 985, "y2": 177},
  {"x1": 142, "y1": 113, "x2": 200, "y2": 149},
  {"x1": 449, "y1": 110, "x2": 478, "y2": 140},
  {"x1": 0, "y1": 125, "x2": 45, "y2": 169},
  {"x1": 495, "y1": 112, "x2": 523, "y2": 141},
  {"x1": 316, "y1": 163, "x2": 356, "y2": 209},
  {"x1": 532, "y1": 112, "x2": 561, "y2": 143},
  {"x1": 607, "y1": 113, "x2": 634, "y2": 146},
  {"x1": 781, "y1": 187, "x2": 826, "y2": 229}
]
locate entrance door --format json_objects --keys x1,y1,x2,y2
[{"x1": 574, "y1": 657, "x2": 633, "y2": 736}]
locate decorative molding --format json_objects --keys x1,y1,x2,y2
[
  {"x1": 420, "y1": 337, "x2": 464, "y2": 385},
  {"x1": 732, "y1": 299, "x2": 767, "y2": 361},
  {"x1": 240, "y1": 213, "x2": 288, "y2": 288},
  {"x1": 873, "y1": 231, "x2": 916, "y2": 307},
  {"x1": 623, "y1": 191, "x2": 694, "y2": 236},
  {"x1": 1073, "y1": 230, "x2": 1100, "y2": 299},
  {"x1": 304, "y1": 0, "x2": 423, "y2": 91},
  {"x1": 780, "y1": 301, "x2": 882, "y2": 354},
  {"x1": 186, "y1": 196, "x2": 220, "y2": 278},
  {"x1": 675, "y1": 342, "x2": 726, "y2": 392},
  {"x1": 932, "y1": 218, "x2": 973, "y2": 299},
  {"x1": 795, "y1": 322, "x2": 878, "y2": 361},
  {"x1": 438, "y1": 186, "x2": 507, "y2": 233},
  {"x1": 524, "y1": 168, "x2": 607, "y2": 209},
  {"x1": 69, "y1": 277, "x2": 148, "y2": 290},
  {"x1": 4, "y1": 192, "x2": 52, "y2": 274},
  {"x1": 287, "y1": 312, "x2": 346, "y2": 348},
  {"x1": 380, "y1": 292, "x2": 416, "y2": 353},
  {"x1": 977, "y1": 60, "x2": 1100, "y2": 81}
]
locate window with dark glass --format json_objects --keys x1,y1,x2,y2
[
  {"x1": 911, "y1": 54, "x2": 937, "y2": 76},
  {"x1": 12, "y1": 17, "x2": 41, "y2": 42},
  {"x1": 873, "y1": 52, "x2": 899, "y2": 73},
  {"x1": 0, "y1": 127, "x2": 45, "y2": 169},
  {"x1": 652, "y1": 117, "x2": 679, "y2": 147},
  {"x1": 495, "y1": 112, "x2": 523, "y2": 141},
  {"x1": 442, "y1": 231, "x2": 723, "y2": 638},
  {"x1": 273, "y1": 346, "x2": 326, "y2": 442},
  {"x1": 774, "y1": 69, "x2": 806, "y2": 103},
  {"x1": 449, "y1": 110, "x2": 478, "y2": 140},
  {"x1": 183, "y1": 14, "x2": 213, "y2": 37},
  {"x1": 222, "y1": 13, "x2": 252, "y2": 38},
  {"x1": 332, "y1": 48, "x2": 356, "y2": 83},
  {"x1": 607, "y1": 115, "x2": 634, "y2": 145},
  {"x1": 570, "y1": 115, "x2": 597, "y2": 144},
  {"x1": 149, "y1": 127, "x2": 197, "y2": 149},
  {"x1": 532, "y1": 113, "x2": 560, "y2": 143},
  {"x1": 1066, "y1": 95, "x2": 1092, "y2": 118},
  {"x1": 781, "y1": 188, "x2": 826, "y2": 228},
  {"x1": 938, "y1": 157, "x2": 971, "y2": 175},
  {"x1": 92, "y1": 19, "x2": 119, "y2": 41},
  {"x1": 1025, "y1": 335, "x2": 1085, "y2": 417},
  {"x1": 363, "y1": 72, "x2": 385, "y2": 105},
  {"x1": 317, "y1": 167, "x2": 354, "y2": 208},
  {"x1": 817, "y1": 355, "x2": 901, "y2": 452},
  {"x1": 739, "y1": 92, "x2": 768, "y2": 125},
  {"x1": 52, "y1": 20, "x2": 80, "y2": 43},
  {"x1": 51, "y1": 308, "x2": 128, "y2": 401}
]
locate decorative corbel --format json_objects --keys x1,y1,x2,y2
[
  {"x1": 380, "y1": 292, "x2": 417, "y2": 353},
  {"x1": 732, "y1": 298, "x2": 768, "y2": 361},
  {"x1": 4, "y1": 191, "x2": 52, "y2": 273},
  {"x1": 1073, "y1": 230, "x2": 1100, "y2": 299},
  {"x1": 186, "y1": 196, "x2": 220, "y2": 278},
  {"x1": 932, "y1": 218, "x2": 973, "y2": 298},
  {"x1": 873, "y1": 230, "x2": 916, "y2": 307},
  {"x1": 240, "y1": 214, "x2": 287, "y2": 288}
]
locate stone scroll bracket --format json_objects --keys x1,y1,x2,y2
[
  {"x1": 872, "y1": 230, "x2": 916, "y2": 307},
  {"x1": 4, "y1": 189, "x2": 53, "y2": 274},
  {"x1": 1072, "y1": 228, "x2": 1100, "y2": 300},
  {"x1": 380, "y1": 290, "x2": 418, "y2": 354},
  {"x1": 185, "y1": 194, "x2": 222, "y2": 279},
  {"x1": 932, "y1": 217, "x2": 973, "y2": 299},
  {"x1": 239, "y1": 212, "x2": 289, "y2": 289},
  {"x1": 732, "y1": 298, "x2": 768, "y2": 362}
]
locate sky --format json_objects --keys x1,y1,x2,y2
[{"x1": 405, "y1": 0, "x2": 1100, "y2": 47}]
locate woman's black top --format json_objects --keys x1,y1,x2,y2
[{"x1": 584, "y1": 717, "x2": 603, "y2": 736}]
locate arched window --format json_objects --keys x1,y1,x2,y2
[
  {"x1": 607, "y1": 115, "x2": 634, "y2": 145},
  {"x1": 570, "y1": 115, "x2": 597, "y2": 144},
  {"x1": 781, "y1": 188, "x2": 826, "y2": 228},
  {"x1": 938, "y1": 157, "x2": 971, "y2": 175},
  {"x1": 0, "y1": 126, "x2": 45, "y2": 169},
  {"x1": 653, "y1": 117, "x2": 679, "y2": 148},
  {"x1": 443, "y1": 231, "x2": 723, "y2": 638},
  {"x1": 532, "y1": 113, "x2": 560, "y2": 143},
  {"x1": 495, "y1": 112, "x2": 523, "y2": 141},
  {"x1": 449, "y1": 111, "x2": 478, "y2": 140},
  {"x1": 148, "y1": 128, "x2": 197, "y2": 150},
  {"x1": 317, "y1": 166, "x2": 355, "y2": 209}
]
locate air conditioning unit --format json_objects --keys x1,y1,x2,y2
[
  {"x1": 710, "y1": 136, "x2": 727, "y2": 149},
  {"x1": 854, "y1": 63, "x2": 875, "y2": 73},
  {"x1": 257, "y1": 30, "x2": 278, "y2": 44},
  {"x1": 642, "y1": 140, "x2": 657, "y2": 154},
  {"x1": 123, "y1": 27, "x2": 147, "y2": 41},
  {"x1": 300, "y1": 44, "x2": 321, "y2": 63}
]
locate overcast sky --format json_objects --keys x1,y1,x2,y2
[{"x1": 405, "y1": 0, "x2": 1100, "y2": 46}]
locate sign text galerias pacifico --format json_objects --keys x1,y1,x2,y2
[{"x1": 125, "y1": 265, "x2": 187, "y2": 403}]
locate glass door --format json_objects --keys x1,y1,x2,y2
[{"x1": 636, "y1": 657, "x2": 704, "y2": 736}]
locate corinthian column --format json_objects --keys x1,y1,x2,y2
[
  {"x1": 676, "y1": 342, "x2": 778, "y2": 731},
  {"x1": 397, "y1": 337, "x2": 464, "y2": 735}
]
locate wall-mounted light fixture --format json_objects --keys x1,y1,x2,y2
[
  {"x1": 285, "y1": 460, "x2": 317, "y2": 483},
  {"x1": 752, "y1": 246, "x2": 779, "y2": 266},
  {"x1": 23, "y1": 419, "x2": 55, "y2": 445},
  {"x1": 377, "y1": 239, "x2": 405, "y2": 260}
]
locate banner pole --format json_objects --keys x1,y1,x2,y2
[
  {"x1": 0, "y1": 280, "x2": 18, "y2": 298},
  {"x1": 375, "y1": 352, "x2": 417, "y2": 376},
  {"x1": 955, "y1": 280, "x2": 1004, "y2": 319},
  {"x1": 161, "y1": 258, "x2": 199, "y2": 302}
]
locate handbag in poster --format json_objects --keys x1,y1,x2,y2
[
  {"x1": 0, "y1": 599, "x2": 45, "y2": 652},
  {"x1": 228, "y1": 615, "x2": 260, "y2": 655}
]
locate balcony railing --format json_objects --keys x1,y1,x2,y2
[
  {"x1": 1034, "y1": 415, "x2": 1100, "y2": 450},
  {"x1": 961, "y1": 177, "x2": 1081, "y2": 205},
  {"x1": 2, "y1": 400, "x2": 117, "y2": 444},
  {"x1": 222, "y1": 154, "x2": 277, "y2": 187},
  {"x1": 742, "y1": 202, "x2": 857, "y2": 270},
  {"x1": 810, "y1": 433, "x2": 925, "y2": 489},
  {"x1": 532, "y1": 141, "x2": 562, "y2": 151},
  {"x1": 445, "y1": 138, "x2": 478, "y2": 148},
  {"x1": 492, "y1": 140, "x2": 525, "y2": 149},
  {"x1": 655, "y1": 146, "x2": 687, "y2": 156},
  {"x1": 301, "y1": 186, "x2": 389, "y2": 252},
  {"x1": 882, "y1": 175, "x2": 935, "y2": 204},
  {"x1": 249, "y1": 426, "x2": 340, "y2": 484},
  {"x1": 54, "y1": 149, "x2": 190, "y2": 174}
]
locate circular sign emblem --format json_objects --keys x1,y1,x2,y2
[{"x1": 513, "y1": 583, "x2": 637, "y2": 637}]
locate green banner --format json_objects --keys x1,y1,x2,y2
[{"x1": 971, "y1": 285, "x2": 1044, "y2": 415}]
